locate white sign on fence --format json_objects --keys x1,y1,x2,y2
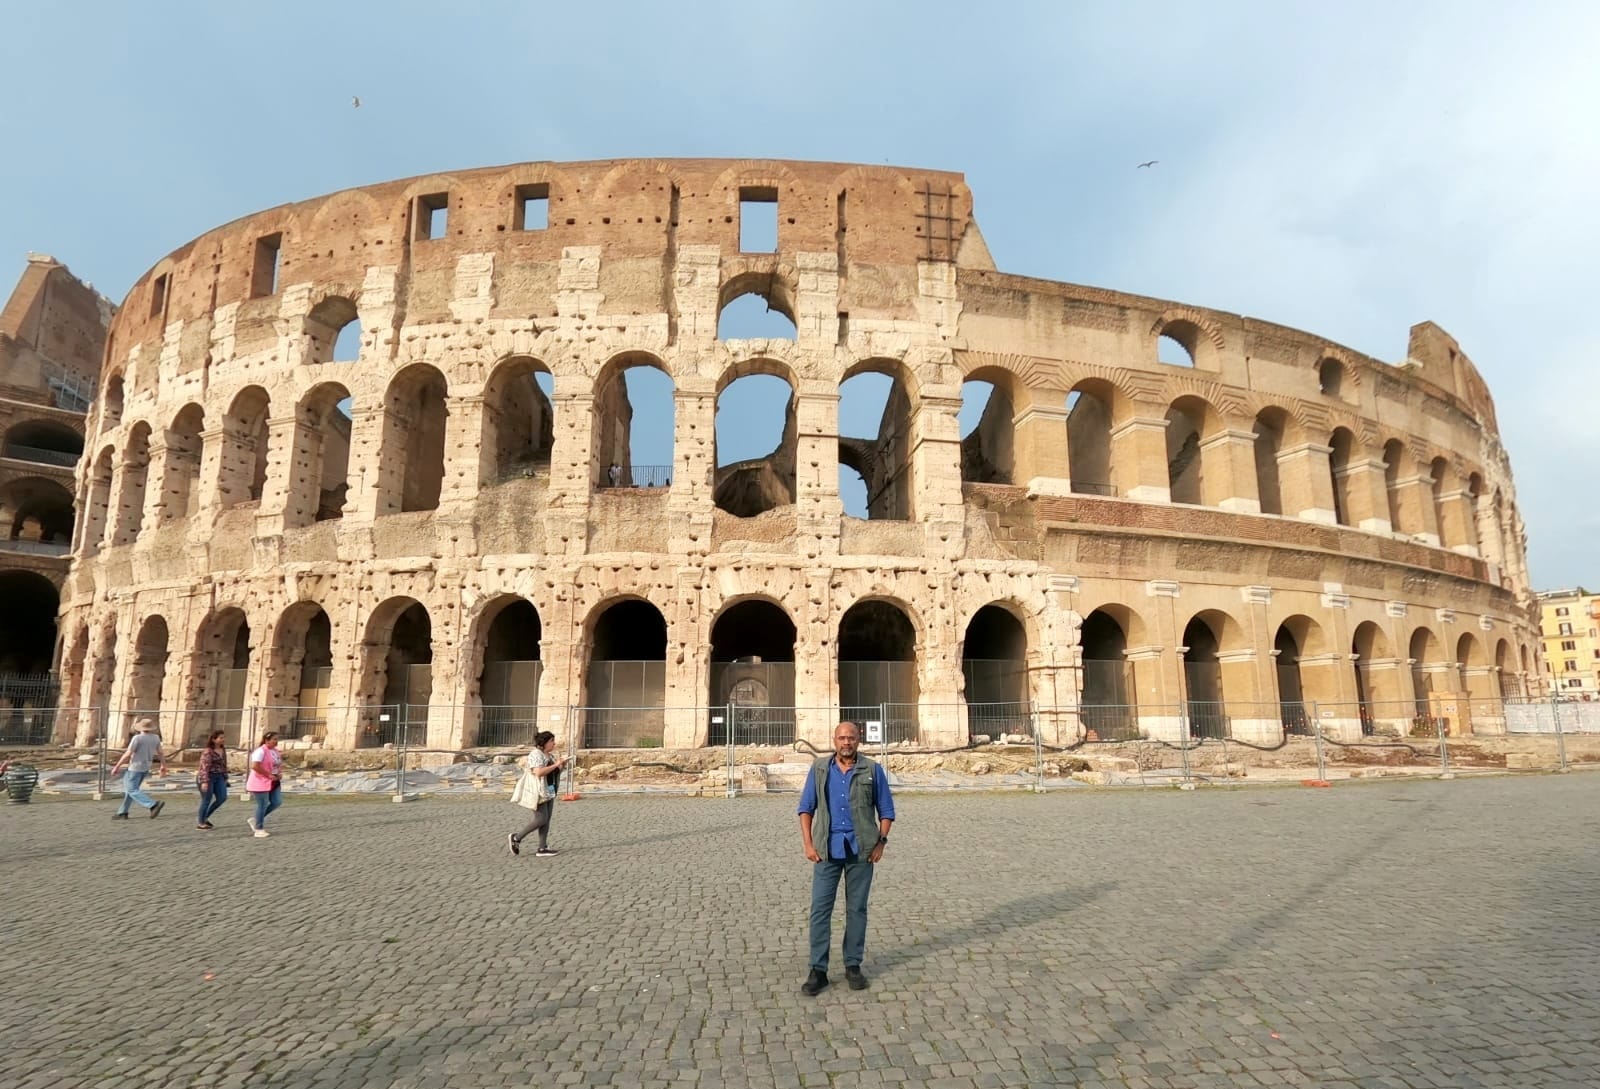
[{"x1": 864, "y1": 720, "x2": 883, "y2": 743}]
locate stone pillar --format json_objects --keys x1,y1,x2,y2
[
  {"x1": 1110, "y1": 414, "x2": 1170, "y2": 503},
  {"x1": 1295, "y1": 654, "x2": 1359, "y2": 740},
  {"x1": 1391, "y1": 471, "x2": 1436, "y2": 544},
  {"x1": 1436, "y1": 485, "x2": 1478, "y2": 555},
  {"x1": 1363, "y1": 657, "x2": 1412, "y2": 733},
  {"x1": 794, "y1": 569, "x2": 836, "y2": 750},
  {"x1": 343, "y1": 407, "x2": 386, "y2": 521},
  {"x1": 662, "y1": 640, "x2": 711, "y2": 749},
  {"x1": 1199, "y1": 428, "x2": 1261, "y2": 513},
  {"x1": 1338, "y1": 457, "x2": 1392, "y2": 534},
  {"x1": 1278, "y1": 442, "x2": 1337, "y2": 524},
  {"x1": 915, "y1": 392, "x2": 965, "y2": 524},
  {"x1": 441, "y1": 394, "x2": 487, "y2": 505},
  {"x1": 254, "y1": 415, "x2": 301, "y2": 537},
  {"x1": 1014, "y1": 402, "x2": 1071, "y2": 494},
  {"x1": 1132, "y1": 580, "x2": 1184, "y2": 740},
  {"x1": 1218, "y1": 648, "x2": 1276, "y2": 742},
  {"x1": 1462, "y1": 667, "x2": 1504, "y2": 734}
]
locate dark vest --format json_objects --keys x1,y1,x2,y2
[{"x1": 808, "y1": 754, "x2": 883, "y2": 857}]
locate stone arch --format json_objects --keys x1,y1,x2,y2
[
  {"x1": 1079, "y1": 606, "x2": 1139, "y2": 740},
  {"x1": 1328, "y1": 427, "x2": 1356, "y2": 526},
  {"x1": 1066, "y1": 378, "x2": 1123, "y2": 496},
  {"x1": 1252, "y1": 406, "x2": 1291, "y2": 516},
  {"x1": 1273, "y1": 614, "x2": 1328, "y2": 733},
  {"x1": 959, "y1": 364, "x2": 1017, "y2": 486},
  {"x1": 961, "y1": 602, "x2": 1030, "y2": 738},
  {"x1": 715, "y1": 356, "x2": 796, "y2": 517},
  {"x1": 1494, "y1": 638, "x2": 1516, "y2": 699},
  {"x1": 218, "y1": 386, "x2": 271, "y2": 507},
  {"x1": 1382, "y1": 438, "x2": 1410, "y2": 533},
  {"x1": 1165, "y1": 395, "x2": 1219, "y2": 505},
  {"x1": 187, "y1": 606, "x2": 253, "y2": 746},
  {"x1": 286, "y1": 382, "x2": 352, "y2": 526},
  {"x1": 1182, "y1": 609, "x2": 1245, "y2": 738},
  {"x1": 592, "y1": 350, "x2": 675, "y2": 491},
  {"x1": 1, "y1": 475, "x2": 74, "y2": 545},
  {"x1": 306, "y1": 294, "x2": 362, "y2": 364},
  {"x1": 483, "y1": 355, "x2": 555, "y2": 483},
  {"x1": 378, "y1": 364, "x2": 448, "y2": 514},
  {"x1": 1317, "y1": 356, "x2": 1346, "y2": 398},
  {"x1": 0, "y1": 570, "x2": 59, "y2": 676},
  {"x1": 838, "y1": 357, "x2": 918, "y2": 520},
  {"x1": 125, "y1": 614, "x2": 171, "y2": 716},
  {"x1": 2, "y1": 418, "x2": 84, "y2": 465},
  {"x1": 358, "y1": 597, "x2": 433, "y2": 746},
  {"x1": 1151, "y1": 311, "x2": 1225, "y2": 369},
  {"x1": 709, "y1": 597, "x2": 797, "y2": 745},
  {"x1": 837, "y1": 597, "x2": 920, "y2": 743},
  {"x1": 716, "y1": 270, "x2": 799, "y2": 339},
  {"x1": 582, "y1": 596, "x2": 669, "y2": 748},
  {"x1": 87, "y1": 621, "x2": 120, "y2": 737},
  {"x1": 472, "y1": 594, "x2": 544, "y2": 746},
  {"x1": 158, "y1": 403, "x2": 205, "y2": 524},
  {"x1": 102, "y1": 371, "x2": 125, "y2": 425},
  {"x1": 111, "y1": 422, "x2": 154, "y2": 545},
  {"x1": 264, "y1": 600, "x2": 335, "y2": 738},
  {"x1": 1409, "y1": 626, "x2": 1445, "y2": 717},
  {"x1": 80, "y1": 445, "x2": 116, "y2": 552}
]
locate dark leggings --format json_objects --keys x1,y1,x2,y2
[{"x1": 512, "y1": 800, "x2": 554, "y2": 850}]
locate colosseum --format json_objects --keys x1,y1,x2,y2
[{"x1": 56, "y1": 158, "x2": 1539, "y2": 753}]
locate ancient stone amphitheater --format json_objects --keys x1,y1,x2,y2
[{"x1": 58, "y1": 158, "x2": 1538, "y2": 752}]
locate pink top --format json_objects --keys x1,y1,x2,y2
[{"x1": 247, "y1": 745, "x2": 282, "y2": 792}]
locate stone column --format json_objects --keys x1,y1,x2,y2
[
  {"x1": 1436, "y1": 484, "x2": 1479, "y2": 555},
  {"x1": 1110, "y1": 414, "x2": 1171, "y2": 503},
  {"x1": 1014, "y1": 402, "x2": 1071, "y2": 495},
  {"x1": 342, "y1": 407, "x2": 387, "y2": 521},
  {"x1": 1200, "y1": 428, "x2": 1261, "y2": 513},
  {"x1": 1278, "y1": 442, "x2": 1338, "y2": 524},
  {"x1": 914, "y1": 392, "x2": 965, "y2": 524},
  {"x1": 441, "y1": 394, "x2": 487, "y2": 505},
  {"x1": 254, "y1": 415, "x2": 301, "y2": 537},
  {"x1": 1391, "y1": 471, "x2": 1437, "y2": 544},
  {"x1": 1462, "y1": 666, "x2": 1504, "y2": 734},
  {"x1": 1363, "y1": 657, "x2": 1412, "y2": 733},
  {"x1": 792, "y1": 382, "x2": 843, "y2": 559},
  {"x1": 1338, "y1": 457, "x2": 1392, "y2": 534},
  {"x1": 1132, "y1": 580, "x2": 1184, "y2": 740},
  {"x1": 794, "y1": 569, "x2": 836, "y2": 749}
]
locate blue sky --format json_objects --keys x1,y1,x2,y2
[{"x1": 4, "y1": 1, "x2": 1596, "y2": 586}]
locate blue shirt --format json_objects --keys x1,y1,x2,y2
[{"x1": 797, "y1": 758, "x2": 896, "y2": 860}]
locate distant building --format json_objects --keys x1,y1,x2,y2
[
  {"x1": 1537, "y1": 588, "x2": 1600, "y2": 700},
  {"x1": 0, "y1": 254, "x2": 113, "y2": 679}
]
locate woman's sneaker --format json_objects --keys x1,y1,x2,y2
[
  {"x1": 247, "y1": 817, "x2": 258, "y2": 832},
  {"x1": 534, "y1": 848, "x2": 560, "y2": 858},
  {"x1": 507, "y1": 833, "x2": 520, "y2": 856},
  {"x1": 253, "y1": 829, "x2": 271, "y2": 838}
]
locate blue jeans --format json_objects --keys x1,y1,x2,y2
[
  {"x1": 198, "y1": 774, "x2": 229, "y2": 824},
  {"x1": 252, "y1": 783, "x2": 282, "y2": 829},
  {"x1": 116, "y1": 770, "x2": 157, "y2": 815},
  {"x1": 808, "y1": 850, "x2": 875, "y2": 972}
]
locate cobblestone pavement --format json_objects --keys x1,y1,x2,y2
[{"x1": 4, "y1": 775, "x2": 1597, "y2": 1088}]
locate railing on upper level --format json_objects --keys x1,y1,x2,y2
[
  {"x1": 598, "y1": 465, "x2": 673, "y2": 489},
  {"x1": 1, "y1": 443, "x2": 81, "y2": 467},
  {"x1": 0, "y1": 538, "x2": 71, "y2": 556}
]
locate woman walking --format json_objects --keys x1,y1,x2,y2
[
  {"x1": 507, "y1": 730, "x2": 569, "y2": 858},
  {"x1": 196, "y1": 730, "x2": 230, "y2": 829},
  {"x1": 246, "y1": 731, "x2": 283, "y2": 839}
]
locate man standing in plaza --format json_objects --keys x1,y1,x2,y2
[
  {"x1": 796, "y1": 720, "x2": 895, "y2": 995},
  {"x1": 109, "y1": 718, "x2": 166, "y2": 820}
]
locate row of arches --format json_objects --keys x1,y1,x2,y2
[
  {"x1": 71, "y1": 593, "x2": 1033, "y2": 749},
  {"x1": 79, "y1": 354, "x2": 1517, "y2": 560}
]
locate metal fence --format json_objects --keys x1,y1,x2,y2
[{"x1": 598, "y1": 464, "x2": 673, "y2": 489}]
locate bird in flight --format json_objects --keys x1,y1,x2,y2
[
  {"x1": 352, "y1": 95, "x2": 362, "y2": 109},
  {"x1": 1137, "y1": 160, "x2": 1158, "y2": 169}
]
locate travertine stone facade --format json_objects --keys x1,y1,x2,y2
[{"x1": 59, "y1": 159, "x2": 1538, "y2": 749}]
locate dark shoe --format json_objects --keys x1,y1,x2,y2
[
  {"x1": 534, "y1": 847, "x2": 559, "y2": 858},
  {"x1": 149, "y1": 800, "x2": 165, "y2": 819},
  {"x1": 201, "y1": 822, "x2": 214, "y2": 830},
  {"x1": 845, "y1": 966, "x2": 868, "y2": 991},
  {"x1": 111, "y1": 812, "x2": 130, "y2": 820},
  {"x1": 507, "y1": 833, "x2": 520, "y2": 856},
  {"x1": 801, "y1": 969, "x2": 829, "y2": 996}
]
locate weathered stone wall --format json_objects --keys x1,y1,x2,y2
[{"x1": 57, "y1": 159, "x2": 1538, "y2": 750}]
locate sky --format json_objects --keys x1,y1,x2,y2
[{"x1": 3, "y1": 0, "x2": 1595, "y2": 587}]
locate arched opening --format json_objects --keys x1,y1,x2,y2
[
  {"x1": 112, "y1": 422, "x2": 153, "y2": 545},
  {"x1": 1495, "y1": 639, "x2": 1515, "y2": 700},
  {"x1": 838, "y1": 363, "x2": 915, "y2": 520},
  {"x1": 189, "y1": 607, "x2": 251, "y2": 746},
  {"x1": 838, "y1": 599, "x2": 919, "y2": 743},
  {"x1": 1383, "y1": 439, "x2": 1406, "y2": 531},
  {"x1": 593, "y1": 355, "x2": 675, "y2": 490},
  {"x1": 1274, "y1": 624, "x2": 1309, "y2": 734},
  {"x1": 125, "y1": 615, "x2": 170, "y2": 716},
  {"x1": 87, "y1": 625, "x2": 119, "y2": 737},
  {"x1": 102, "y1": 373, "x2": 125, "y2": 424},
  {"x1": 1157, "y1": 323, "x2": 1198, "y2": 367},
  {"x1": 709, "y1": 599, "x2": 796, "y2": 745},
  {"x1": 1429, "y1": 456, "x2": 1450, "y2": 543},
  {"x1": 1165, "y1": 399, "x2": 1208, "y2": 505},
  {"x1": 0, "y1": 476, "x2": 74, "y2": 548},
  {"x1": 584, "y1": 599, "x2": 668, "y2": 748},
  {"x1": 81, "y1": 446, "x2": 115, "y2": 552},
  {"x1": 1351, "y1": 621, "x2": 1393, "y2": 734},
  {"x1": 1318, "y1": 358, "x2": 1344, "y2": 397},
  {"x1": 160, "y1": 404, "x2": 205, "y2": 524},
  {"x1": 263, "y1": 601, "x2": 335, "y2": 741},
  {"x1": 2, "y1": 419, "x2": 83, "y2": 467},
  {"x1": 0, "y1": 571, "x2": 58, "y2": 675},
  {"x1": 1252, "y1": 409, "x2": 1287, "y2": 516},
  {"x1": 307, "y1": 296, "x2": 361, "y2": 364},
  {"x1": 717, "y1": 291, "x2": 798, "y2": 341},
  {"x1": 715, "y1": 364, "x2": 796, "y2": 517},
  {"x1": 477, "y1": 598, "x2": 543, "y2": 747},
  {"x1": 484, "y1": 357, "x2": 555, "y2": 482},
  {"x1": 1328, "y1": 428, "x2": 1355, "y2": 527},
  {"x1": 959, "y1": 371, "x2": 1014, "y2": 485},
  {"x1": 286, "y1": 383, "x2": 352, "y2": 526},
  {"x1": 961, "y1": 604, "x2": 1029, "y2": 738},
  {"x1": 1182, "y1": 617, "x2": 1224, "y2": 738},
  {"x1": 1080, "y1": 608, "x2": 1136, "y2": 740},
  {"x1": 1466, "y1": 473, "x2": 1486, "y2": 554},
  {"x1": 378, "y1": 365, "x2": 447, "y2": 514},
  {"x1": 360, "y1": 599, "x2": 432, "y2": 747},
  {"x1": 218, "y1": 386, "x2": 271, "y2": 507},
  {"x1": 1067, "y1": 381, "x2": 1116, "y2": 496},
  {"x1": 1456, "y1": 631, "x2": 1489, "y2": 714},
  {"x1": 1409, "y1": 628, "x2": 1443, "y2": 723}
]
